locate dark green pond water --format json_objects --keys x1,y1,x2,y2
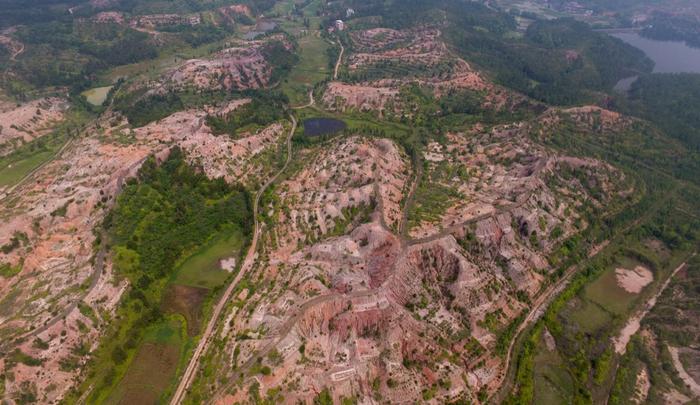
[{"x1": 303, "y1": 118, "x2": 347, "y2": 137}]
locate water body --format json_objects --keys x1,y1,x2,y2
[
  {"x1": 81, "y1": 85, "x2": 113, "y2": 106},
  {"x1": 244, "y1": 21, "x2": 277, "y2": 40},
  {"x1": 303, "y1": 118, "x2": 347, "y2": 137},
  {"x1": 612, "y1": 33, "x2": 700, "y2": 91}
]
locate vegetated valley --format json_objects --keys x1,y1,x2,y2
[{"x1": 0, "y1": 0, "x2": 699, "y2": 404}]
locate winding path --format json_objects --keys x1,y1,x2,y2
[
  {"x1": 333, "y1": 41, "x2": 344, "y2": 80},
  {"x1": 170, "y1": 114, "x2": 297, "y2": 405},
  {"x1": 9, "y1": 41, "x2": 24, "y2": 62},
  {"x1": 294, "y1": 89, "x2": 315, "y2": 110}
]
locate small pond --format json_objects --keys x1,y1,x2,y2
[
  {"x1": 81, "y1": 85, "x2": 113, "y2": 106},
  {"x1": 244, "y1": 21, "x2": 278, "y2": 40},
  {"x1": 303, "y1": 118, "x2": 347, "y2": 137}
]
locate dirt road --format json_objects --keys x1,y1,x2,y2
[
  {"x1": 169, "y1": 115, "x2": 297, "y2": 405},
  {"x1": 334, "y1": 41, "x2": 344, "y2": 80},
  {"x1": 293, "y1": 89, "x2": 315, "y2": 110}
]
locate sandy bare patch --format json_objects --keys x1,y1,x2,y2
[
  {"x1": 157, "y1": 36, "x2": 291, "y2": 93},
  {"x1": 615, "y1": 265, "x2": 653, "y2": 294},
  {"x1": 543, "y1": 327, "x2": 556, "y2": 351},
  {"x1": 220, "y1": 258, "x2": 237, "y2": 272},
  {"x1": 322, "y1": 82, "x2": 399, "y2": 115},
  {"x1": 664, "y1": 389, "x2": 692, "y2": 405},
  {"x1": 632, "y1": 366, "x2": 650, "y2": 404},
  {"x1": 613, "y1": 261, "x2": 688, "y2": 354}
]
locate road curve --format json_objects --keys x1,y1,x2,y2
[
  {"x1": 170, "y1": 114, "x2": 297, "y2": 405},
  {"x1": 293, "y1": 89, "x2": 315, "y2": 110}
]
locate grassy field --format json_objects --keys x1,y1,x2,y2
[
  {"x1": 528, "y1": 238, "x2": 696, "y2": 402},
  {"x1": 101, "y1": 226, "x2": 248, "y2": 402},
  {"x1": 172, "y1": 225, "x2": 246, "y2": 289},
  {"x1": 566, "y1": 297, "x2": 614, "y2": 334},
  {"x1": 81, "y1": 86, "x2": 113, "y2": 106},
  {"x1": 532, "y1": 334, "x2": 574, "y2": 405},
  {"x1": 105, "y1": 318, "x2": 186, "y2": 405},
  {"x1": 280, "y1": 31, "x2": 331, "y2": 106},
  {"x1": 0, "y1": 108, "x2": 91, "y2": 189},
  {"x1": 0, "y1": 148, "x2": 57, "y2": 188},
  {"x1": 558, "y1": 250, "x2": 659, "y2": 337},
  {"x1": 583, "y1": 261, "x2": 639, "y2": 316},
  {"x1": 271, "y1": 0, "x2": 296, "y2": 17}
]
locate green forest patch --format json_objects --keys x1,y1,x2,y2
[{"x1": 70, "y1": 148, "x2": 252, "y2": 404}]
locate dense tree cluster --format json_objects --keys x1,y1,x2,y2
[
  {"x1": 622, "y1": 73, "x2": 700, "y2": 152},
  {"x1": 106, "y1": 147, "x2": 252, "y2": 289},
  {"x1": 642, "y1": 13, "x2": 700, "y2": 48},
  {"x1": 206, "y1": 91, "x2": 288, "y2": 137}
]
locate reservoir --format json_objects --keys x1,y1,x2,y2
[
  {"x1": 303, "y1": 118, "x2": 347, "y2": 137},
  {"x1": 612, "y1": 33, "x2": 700, "y2": 73},
  {"x1": 612, "y1": 32, "x2": 700, "y2": 91}
]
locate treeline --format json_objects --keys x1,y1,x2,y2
[
  {"x1": 642, "y1": 13, "x2": 700, "y2": 48},
  {"x1": 620, "y1": 73, "x2": 700, "y2": 152},
  {"x1": 206, "y1": 91, "x2": 288, "y2": 137},
  {"x1": 540, "y1": 113, "x2": 700, "y2": 187},
  {"x1": 262, "y1": 39, "x2": 300, "y2": 84},
  {"x1": 159, "y1": 19, "x2": 235, "y2": 47},
  {"x1": 106, "y1": 147, "x2": 252, "y2": 285},
  {"x1": 6, "y1": 20, "x2": 157, "y2": 93},
  {"x1": 17, "y1": 21, "x2": 157, "y2": 66},
  {"x1": 0, "y1": 0, "x2": 81, "y2": 29},
  {"x1": 117, "y1": 91, "x2": 185, "y2": 128},
  {"x1": 451, "y1": 17, "x2": 652, "y2": 105},
  {"x1": 116, "y1": 87, "x2": 285, "y2": 128}
]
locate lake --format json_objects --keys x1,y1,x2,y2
[
  {"x1": 303, "y1": 118, "x2": 347, "y2": 137},
  {"x1": 612, "y1": 32, "x2": 700, "y2": 90}
]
